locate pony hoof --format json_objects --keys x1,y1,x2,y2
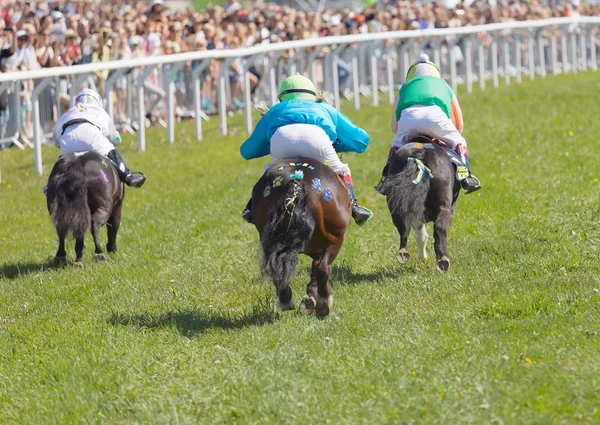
[
  {"x1": 437, "y1": 257, "x2": 450, "y2": 272},
  {"x1": 106, "y1": 245, "x2": 117, "y2": 253},
  {"x1": 93, "y1": 253, "x2": 106, "y2": 262},
  {"x1": 54, "y1": 256, "x2": 67, "y2": 266},
  {"x1": 73, "y1": 261, "x2": 84, "y2": 268},
  {"x1": 276, "y1": 297, "x2": 295, "y2": 312},
  {"x1": 315, "y1": 295, "x2": 333, "y2": 318},
  {"x1": 397, "y1": 250, "x2": 410, "y2": 264},
  {"x1": 299, "y1": 296, "x2": 316, "y2": 315}
]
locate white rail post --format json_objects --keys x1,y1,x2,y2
[
  {"x1": 164, "y1": 61, "x2": 186, "y2": 144},
  {"x1": 242, "y1": 54, "x2": 261, "y2": 134},
  {"x1": 537, "y1": 28, "x2": 547, "y2": 78},
  {"x1": 515, "y1": 32, "x2": 522, "y2": 84},
  {"x1": 448, "y1": 35, "x2": 461, "y2": 92},
  {"x1": 192, "y1": 58, "x2": 211, "y2": 141},
  {"x1": 136, "y1": 65, "x2": 158, "y2": 152},
  {"x1": 370, "y1": 42, "x2": 380, "y2": 107},
  {"x1": 590, "y1": 29, "x2": 598, "y2": 71},
  {"x1": 551, "y1": 28, "x2": 559, "y2": 75},
  {"x1": 502, "y1": 34, "x2": 511, "y2": 85},
  {"x1": 218, "y1": 57, "x2": 234, "y2": 136},
  {"x1": 490, "y1": 32, "x2": 499, "y2": 87},
  {"x1": 308, "y1": 46, "x2": 324, "y2": 91},
  {"x1": 527, "y1": 30, "x2": 536, "y2": 80},
  {"x1": 332, "y1": 44, "x2": 348, "y2": 110},
  {"x1": 351, "y1": 44, "x2": 361, "y2": 110},
  {"x1": 570, "y1": 29, "x2": 578, "y2": 74},
  {"x1": 464, "y1": 34, "x2": 475, "y2": 93},
  {"x1": 477, "y1": 36, "x2": 486, "y2": 90},
  {"x1": 384, "y1": 42, "x2": 396, "y2": 104},
  {"x1": 580, "y1": 30, "x2": 587, "y2": 72},
  {"x1": 32, "y1": 77, "x2": 53, "y2": 175},
  {"x1": 268, "y1": 51, "x2": 285, "y2": 106},
  {"x1": 105, "y1": 68, "x2": 128, "y2": 119},
  {"x1": 560, "y1": 27, "x2": 569, "y2": 74},
  {"x1": 399, "y1": 38, "x2": 415, "y2": 84}
]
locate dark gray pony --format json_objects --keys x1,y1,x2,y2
[
  {"x1": 46, "y1": 152, "x2": 124, "y2": 266},
  {"x1": 381, "y1": 136, "x2": 462, "y2": 272}
]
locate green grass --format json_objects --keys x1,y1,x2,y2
[{"x1": 1, "y1": 72, "x2": 600, "y2": 424}]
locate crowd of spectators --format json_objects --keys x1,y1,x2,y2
[{"x1": 0, "y1": 0, "x2": 597, "y2": 145}]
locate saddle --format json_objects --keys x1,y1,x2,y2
[{"x1": 400, "y1": 136, "x2": 470, "y2": 182}]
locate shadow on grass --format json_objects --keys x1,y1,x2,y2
[
  {"x1": 108, "y1": 296, "x2": 277, "y2": 338},
  {"x1": 0, "y1": 259, "x2": 58, "y2": 280},
  {"x1": 331, "y1": 261, "x2": 414, "y2": 286}
]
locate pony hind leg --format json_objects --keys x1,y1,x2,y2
[
  {"x1": 392, "y1": 213, "x2": 411, "y2": 264},
  {"x1": 74, "y1": 237, "x2": 86, "y2": 267},
  {"x1": 106, "y1": 204, "x2": 122, "y2": 253},
  {"x1": 91, "y1": 210, "x2": 110, "y2": 262},
  {"x1": 55, "y1": 230, "x2": 67, "y2": 265},
  {"x1": 299, "y1": 261, "x2": 319, "y2": 316},
  {"x1": 314, "y1": 245, "x2": 341, "y2": 318},
  {"x1": 434, "y1": 207, "x2": 454, "y2": 272},
  {"x1": 413, "y1": 223, "x2": 429, "y2": 261}
]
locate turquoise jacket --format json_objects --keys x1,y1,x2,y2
[{"x1": 240, "y1": 99, "x2": 370, "y2": 160}]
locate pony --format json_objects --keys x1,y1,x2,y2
[
  {"x1": 381, "y1": 136, "x2": 463, "y2": 272},
  {"x1": 249, "y1": 157, "x2": 352, "y2": 317},
  {"x1": 46, "y1": 152, "x2": 124, "y2": 266}
]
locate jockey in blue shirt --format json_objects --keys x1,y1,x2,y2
[{"x1": 240, "y1": 74, "x2": 374, "y2": 226}]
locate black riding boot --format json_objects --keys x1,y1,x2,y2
[
  {"x1": 459, "y1": 153, "x2": 481, "y2": 194},
  {"x1": 242, "y1": 198, "x2": 252, "y2": 223},
  {"x1": 108, "y1": 149, "x2": 147, "y2": 188},
  {"x1": 342, "y1": 174, "x2": 374, "y2": 226}
]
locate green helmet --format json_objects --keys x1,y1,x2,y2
[
  {"x1": 406, "y1": 53, "x2": 441, "y2": 81},
  {"x1": 278, "y1": 74, "x2": 317, "y2": 102}
]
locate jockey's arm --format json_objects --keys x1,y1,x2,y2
[
  {"x1": 240, "y1": 113, "x2": 272, "y2": 160},
  {"x1": 333, "y1": 109, "x2": 370, "y2": 154},
  {"x1": 450, "y1": 93, "x2": 464, "y2": 134}
]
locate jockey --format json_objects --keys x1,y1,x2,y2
[
  {"x1": 240, "y1": 74, "x2": 374, "y2": 226},
  {"x1": 52, "y1": 88, "x2": 146, "y2": 188},
  {"x1": 374, "y1": 53, "x2": 481, "y2": 194}
]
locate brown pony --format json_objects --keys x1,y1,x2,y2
[
  {"x1": 46, "y1": 152, "x2": 124, "y2": 266},
  {"x1": 248, "y1": 157, "x2": 351, "y2": 317}
]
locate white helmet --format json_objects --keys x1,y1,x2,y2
[{"x1": 73, "y1": 88, "x2": 103, "y2": 108}]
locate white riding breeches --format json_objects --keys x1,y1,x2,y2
[
  {"x1": 392, "y1": 105, "x2": 466, "y2": 150},
  {"x1": 270, "y1": 123, "x2": 350, "y2": 175},
  {"x1": 59, "y1": 122, "x2": 115, "y2": 157}
]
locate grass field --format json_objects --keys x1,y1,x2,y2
[{"x1": 1, "y1": 72, "x2": 599, "y2": 424}]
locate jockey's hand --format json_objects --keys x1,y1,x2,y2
[{"x1": 455, "y1": 144, "x2": 469, "y2": 157}]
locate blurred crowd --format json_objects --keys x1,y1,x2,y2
[{"x1": 0, "y1": 0, "x2": 597, "y2": 144}]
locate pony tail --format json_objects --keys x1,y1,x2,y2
[{"x1": 260, "y1": 180, "x2": 315, "y2": 285}]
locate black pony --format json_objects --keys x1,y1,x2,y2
[
  {"x1": 382, "y1": 137, "x2": 462, "y2": 272},
  {"x1": 46, "y1": 152, "x2": 124, "y2": 266}
]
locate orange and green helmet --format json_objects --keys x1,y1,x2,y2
[
  {"x1": 278, "y1": 74, "x2": 317, "y2": 102},
  {"x1": 406, "y1": 53, "x2": 441, "y2": 81}
]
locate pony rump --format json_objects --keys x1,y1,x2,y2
[
  {"x1": 260, "y1": 180, "x2": 315, "y2": 286},
  {"x1": 47, "y1": 156, "x2": 91, "y2": 239},
  {"x1": 383, "y1": 150, "x2": 431, "y2": 226}
]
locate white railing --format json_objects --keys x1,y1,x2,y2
[{"x1": 0, "y1": 17, "x2": 598, "y2": 175}]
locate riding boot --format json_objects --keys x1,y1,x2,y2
[
  {"x1": 456, "y1": 148, "x2": 481, "y2": 194},
  {"x1": 342, "y1": 173, "x2": 374, "y2": 226},
  {"x1": 374, "y1": 147, "x2": 398, "y2": 195},
  {"x1": 107, "y1": 149, "x2": 147, "y2": 188},
  {"x1": 242, "y1": 198, "x2": 252, "y2": 223}
]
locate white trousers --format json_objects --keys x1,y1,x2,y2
[
  {"x1": 270, "y1": 123, "x2": 350, "y2": 175},
  {"x1": 392, "y1": 105, "x2": 466, "y2": 150},
  {"x1": 59, "y1": 122, "x2": 115, "y2": 157}
]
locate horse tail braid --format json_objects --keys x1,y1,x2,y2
[
  {"x1": 260, "y1": 180, "x2": 315, "y2": 285},
  {"x1": 384, "y1": 155, "x2": 432, "y2": 225},
  {"x1": 47, "y1": 157, "x2": 91, "y2": 240}
]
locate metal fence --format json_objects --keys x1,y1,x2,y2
[{"x1": 0, "y1": 17, "x2": 598, "y2": 174}]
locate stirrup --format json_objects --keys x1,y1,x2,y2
[
  {"x1": 462, "y1": 176, "x2": 481, "y2": 194},
  {"x1": 352, "y1": 205, "x2": 374, "y2": 227},
  {"x1": 124, "y1": 171, "x2": 147, "y2": 188},
  {"x1": 242, "y1": 209, "x2": 252, "y2": 223}
]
